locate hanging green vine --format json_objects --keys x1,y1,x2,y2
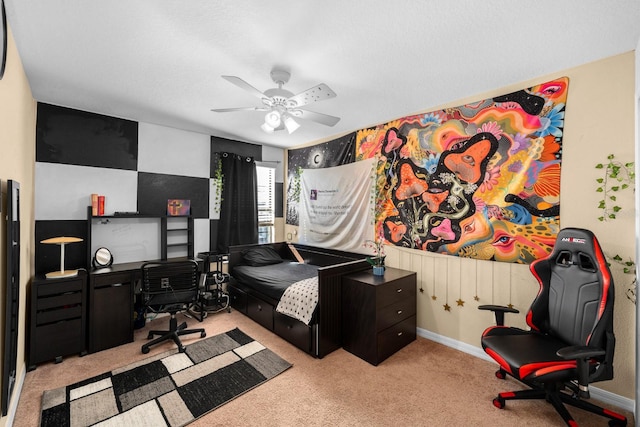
[
  {"x1": 595, "y1": 154, "x2": 635, "y2": 221},
  {"x1": 212, "y1": 157, "x2": 224, "y2": 213},
  {"x1": 595, "y1": 154, "x2": 636, "y2": 304},
  {"x1": 291, "y1": 166, "x2": 303, "y2": 203}
]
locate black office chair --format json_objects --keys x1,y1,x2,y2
[
  {"x1": 140, "y1": 260, "x2": 206, "y2": 354},
  {"x1": 479, "y1": 228, "x2": 627, "y2": 426}
]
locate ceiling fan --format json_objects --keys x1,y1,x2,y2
[{"x1": 211, "y1": 69, "x2": 340, "y2": 134}]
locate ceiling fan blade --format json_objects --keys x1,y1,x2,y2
[
  {"x1": 287, "y1": 83, "x2": 337, "y2": 108},
  {"x1": 221, "y1": 75, "x2": 267, "y2": 99},
  {"x1": 295, "y1": 109, "x2": 341, "y2": 127},
  {"x1": 211, "y1": 107, "x2": 268, "y2": 113}
]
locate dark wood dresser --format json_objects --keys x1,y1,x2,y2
[
  {"x1": 341, "y1": 267, "x2": 416, "y2": 365},
  {"x1": 28, "y1": 272, "x2": 87, "y2": 370}
]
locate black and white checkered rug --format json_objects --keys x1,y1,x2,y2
[{"x1": 40, "y1": 328, "x2": 292, "y2": 427}]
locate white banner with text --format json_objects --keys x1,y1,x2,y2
[{"x1": 299, "y1": 158, "x2": 375, "y2": 252}]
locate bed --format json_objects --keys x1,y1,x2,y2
[{"x1": 227, "y1": 242, "x2": 370, "y2": 358}]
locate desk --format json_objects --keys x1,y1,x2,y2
[
  {"x1": 28, "y1": 258, "x2": 203, "y2": 368},
  {"x1": 88, "y1": 257, "x2": 203, "y2": 353}
]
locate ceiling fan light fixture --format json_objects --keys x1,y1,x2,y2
[
  {"x1": 264, "y1": 110, "x2": 281, "y2": 128},
  {"x1": 283, "y1": 114, "x2": 300, "y2": 134},
  {"x1": 215, "y1": 71, "x2": 340, "y2": 134},
  {"x1": 261, "y1": 122, "x2": 275, "y2": 133}
]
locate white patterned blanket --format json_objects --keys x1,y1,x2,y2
[{"x1": 275, "y1": 276, "x2": 318, "y2": 325}]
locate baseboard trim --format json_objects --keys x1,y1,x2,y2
[
  {"x1": 6, "y1": 366, "x2": 26, "y2": 427},
  {"x1": 416, "y1": 327, "x2": 635, "y2": 415}
]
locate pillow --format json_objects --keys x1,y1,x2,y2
[{"x1": 242, "y1": 246, "x2": 284, "y2": 267}]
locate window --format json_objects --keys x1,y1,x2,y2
[{"x1": 256, "y1": 165, "x2": 275, "y2": 243}]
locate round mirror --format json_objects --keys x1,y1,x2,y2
[{"x1": 93, "y1": 247, "x2": 113, "y2": 268}]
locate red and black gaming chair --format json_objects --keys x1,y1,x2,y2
[{"x1": 479, "y1": 228, "x2": 627, "y2": 426}]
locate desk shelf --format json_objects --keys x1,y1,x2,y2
[{"x1": 86, "y1": 207, "x2": 194, "y2": 266}]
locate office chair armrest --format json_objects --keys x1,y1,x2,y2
[
  {"x1": 557, "y1": 345, "x2": 606, "y2": 398},
  {"x1": 478, "y1": 304, "x2": 520, "y2": 326},
  {"x1": 556, "y1": 345, "x2": 605, "y2": 360}
]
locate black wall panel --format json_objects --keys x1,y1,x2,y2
[
  {"x1": 209, "y1": 219, "x2": 219, "y2": 254},
  {"x1": 35, "y1": 220, "x2": 88, "y2": 276},
  {"x1": 137, "y1": 172, "x2": 209, "y2": 218},
  {"x1": 36, "y1": 103, "x2": 138, "y2": 170},
  {"x1": 275, "y1": 182, "x2": 283, "y2": 218},
  {"x1": 210, "y1": 136, "x2": 262, "y2": 177}
]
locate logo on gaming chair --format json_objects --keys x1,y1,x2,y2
[{"x1": 561, "y1": 237, "x2": 586, "y2": 244}]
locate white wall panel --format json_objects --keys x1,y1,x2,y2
[
  {"x1": 35, "y1": 162, "x2": 138, "y2": 220},
  {"x1": 138, "y1": 122, "x2": 210, "y2": 178},
  {"x1": 194, "y1": 218, "x2": 211, "y2": 254},
  {"x1": 261, "y1": 145, "x2": 285, "y2": 183}
]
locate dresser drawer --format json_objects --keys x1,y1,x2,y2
[
  {"x1": 36, "y1": 279, "x2": 82, "y2": 297},
  {"x1": 274, "y1": 311, "x2": 311, "y2": 353},
  {"x1": 376, "y1": 315, "x2": 416, "y2": 364},
  {"x1": 36, "y1": 305, "x2": 83, "y2": 325},
  {"x1": 92, "y1": 271, "x2": 133, "y2": 288},
  {"x1": 31, "y1": 318, "x2": 84, "y2": 365},
  {"x1": 376, "y1": 275, "x2": 415, "y2": 309},
  {"x1": 377, "y1": 297, "x2": 416, "y2": 332},
  {"x1": 228, "y1": 285, "x2": 247, "y2": 313},
  {"x1": 247, "y1": 294, "x2": 274, "y2": 330},
  {"x1": 36, "y1": 292, "x2": 83, "y2": 311}
]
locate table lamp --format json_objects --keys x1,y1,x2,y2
[{"x1": 40, "y1": 236, "x2": 83, "y2": 278}]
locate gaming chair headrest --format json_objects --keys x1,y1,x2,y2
[{"x1": 546, "y1": 228, "x2": 606, "y2": 271}]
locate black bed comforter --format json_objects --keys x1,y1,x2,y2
[{"x1": 231, "y1": 262, "x2": 319, "y2": 301}]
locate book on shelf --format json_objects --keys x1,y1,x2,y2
[
  {"x1": 91, "y1": 193, "x2": 98, "y2": 216},
  {"x1": 97, "y1": 195, "x2": 105, "y2": 216}
]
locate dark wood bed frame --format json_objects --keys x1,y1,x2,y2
[{"x1": 227, "y1": 242, "x2": 370, "y2": 358}]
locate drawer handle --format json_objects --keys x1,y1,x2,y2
[
  {"x1": 396, "y1": 288, "x2": 402, "y2": 293},
  {"x1": 397, "y1": 310, "x2": 403, "y2": 315},
  {"x1": 397, "y1": 332, "x2": 403, "y2": 337},
  {"x1": 257, "y1": 304, "x2": 262, "y2": 311}
]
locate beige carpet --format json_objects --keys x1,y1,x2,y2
[{"x1": 15, "y1": 309, "x2": 633, "y2": 426}]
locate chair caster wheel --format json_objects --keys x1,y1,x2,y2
[
  {"x1": 147, "y1": 333, "x2": 154, "y2": 339},
  {"x1": 608, "y1": 420, "x2": 627, "y2": 427},
  {"x1": 200, "y1": 332, "x2": 206, "y2": 338},
  {"x1": 142, "y1": 347, "x2": 150, "y2": 354},
  {"x1": 495, "y1": 369, "x2": 506, "y2": 379},
  {"x1": 492, "y1": 397, "x2": 505, "y2": 409},
  {"x1": 178, "y1": 346, "x2": 186, "y2": 353}
]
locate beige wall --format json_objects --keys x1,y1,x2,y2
[
  {"x1": 387, "y1": 53, "x2": 637, "y2": 399},
  {"x1": 0, "y1": 23, "x2": 37, "y2": 426},
  {"x1": 287, "y1": 52, "x2": 637, "y2": 400}
]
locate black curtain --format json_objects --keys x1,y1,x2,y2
[{"x1": 217, "y1": 152, "x2": 258, "y2": 253}]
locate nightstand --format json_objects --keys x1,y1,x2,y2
[{"x1": 341, "y1": 267, "x2": 416, "y2": 365}]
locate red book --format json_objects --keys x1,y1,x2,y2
[{"x1": 98, "y1": 195, "x2": 105, "y2": 216}]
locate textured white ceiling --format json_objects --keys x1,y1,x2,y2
[{"x1": 5, "y1": 1, "x2": 640, "y2": 148}]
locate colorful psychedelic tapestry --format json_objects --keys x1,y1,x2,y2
[{"x1": 356, "y1": 77, "x2": 568, "y2": 264}]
